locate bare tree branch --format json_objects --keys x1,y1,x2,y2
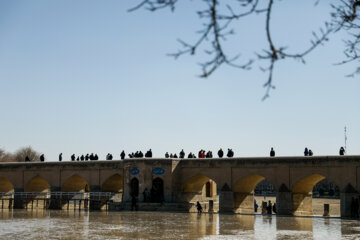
[{"x1": 130, "y1": 0, "x2": 358, "y2": 99}]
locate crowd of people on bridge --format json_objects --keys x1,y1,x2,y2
[{"x1": 23, "y1": 146, "x2": 347, "y2": 162}]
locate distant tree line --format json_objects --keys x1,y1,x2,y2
[{"x1": 0, "y1": 146, "x2": 41, "y2": 162}]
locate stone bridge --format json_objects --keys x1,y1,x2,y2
[{"x1": 0, "y1": 155, "x2": 359, "y2": 217}]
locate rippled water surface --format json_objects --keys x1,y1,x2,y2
[{"x1": 1, "y1": 210, "x2": 360, "y2": 239}]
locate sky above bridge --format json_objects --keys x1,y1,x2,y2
[{"x1": 0, "y1": 0, "x2": 359, "y2": 161}]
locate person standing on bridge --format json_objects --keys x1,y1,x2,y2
[
  {"x1": 227, "y1": 149, "x2": 234, "y2": 158},
  {"x1": 120, "y1": 150, "x2": 126, "y2": 160},
  {"x1": 179, "y1": 149, "x2": 185, "y2": 158},
  {"x1": 40, "y1": 154, "x2": 45, "y2": 162},
  {"x1": 309, "y1": 149, "x2": 313, "y2": 156},
  {"x1": 71, "y1": 154, "x2": 75, "y2": 161},
  {"x1": 59, "y1": 153, "x2": 62, "y2": 162},
  {"x1": 304, "y1": 148, "x2": 309, "y2": 156},
  {"x1": 339, "y1": 147, "x2": 345, "y2": 155},
  {"x1": 270, "y1": 148, "x2": 275, "y2": 157},
  {"x1": 218, "y1": 148, "x2": 224, "y2": 158}
]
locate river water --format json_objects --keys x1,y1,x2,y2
[{"x1": 1, "y1": 210, "x2": 360, "y2": 240}]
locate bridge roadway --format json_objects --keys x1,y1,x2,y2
[{"x1": 0, "y1": 155, "x2": 360, "y2": 217}]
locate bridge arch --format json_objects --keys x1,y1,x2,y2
[
  {"x1": 101, "y1": 174, "x2": 123, "y2": 193},
  {"x1": 151, "y1": 177, "x2": 164, "y2": 203},
  {"x1": 25, "y1": 176, "x2": 50, "y2": 193},
  {"x1": 0, "y1": 177, "x2": 14, "y2": 208},
  {"x1": 182, "y1": 174, "x2": 218, "y2": 212},
  {"x1": 62, "y1": 174, "x2": 89, "y2": 192},
  {"x1": 183, "y1": 174, "x2": 217, "y2": 196},
  {"x1": 292, "y1": 174, "x2": 341, "y2": 216},
  {"x1": 233, "y1": 174, "x2": 276, "y2": 214},
  {"x1": 101, "y1": 174, "x2": 123, "y2": 203},
  {"x1": 0, "y1": 177, "x2": 14, "y2": 193}
]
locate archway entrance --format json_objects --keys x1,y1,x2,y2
[
  {"x1": 292, "y1": 174, "x2": 341, "y2": 217},
  {"x1": 61, "y1": 175, "x2": 90, "y2": 210},
  {"x1": 312, "y1": 179, "x2": 340, "y2": 217},
  {"x1": 233, "y1": 174, "x2": 276, "y2": 214},
  {"x1": 102, "y1": 174, "x2": 123, "y2": 202},
  {"x1": 151, "y1": 178, "x2": 164, "y2": 203},
  {"x1": 130, "y1": 178, "x2": 139, "y2": 197},
  {"x1": 25, "y1": 176, "x2": 51, "y2": 209},
  {"x1": 183, "y1": 174, "x2": 218, "y2": 212}
]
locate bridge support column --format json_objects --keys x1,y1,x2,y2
[
  {"x1": 276, "y1": 185, "x2": 293, "y2": 215},
  {"x1": 340, "y1": 184, "x2": 359, "y2": 218},
  {"x1": 219, "y1": 184, "x2": 233, "y2": 212},
  {"x1": 90, "y1": 185, "x2": 101, "y2": 210},
  {"x1": 49, "y1": 187, "x2": 62, "y2": 210},
  {"x1": 13, "y1": 188, "x2": 24, "y2": 209}
]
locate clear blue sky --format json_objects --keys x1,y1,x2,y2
[{"x1": 0, "y1": 0, "x2": 359, "y2": 161}]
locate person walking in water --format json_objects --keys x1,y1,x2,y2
[{"x1": 196, "y1": 201, "x2": 203, "y2": 213}]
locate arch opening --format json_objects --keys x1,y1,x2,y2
[
  {"x1": 61, "y1": 175, "x2": 90, "y2": 210},
  {"x1": 0, "y1": 177, "x2": 14, "y2": 194},
  {"x1": 102, "y1": 174, "x2": 123, "y2": 193},
  {"x1": 24, "y1": 176, "x2": 51, "y2": 209},
  {"x1": 25, "y1": 176, "x2": 50, "y2": 193},
  {"x1": 130, "y1": 178, "x2": 139, "y2": 197},
  {"x1": 182, "y1": 174, "x2": 218, "y2": 212},
  {"x1": 292, "y1": 174, "x2": 341, "y2": 217},
  {"x1": 102, "y1": 174, "x2": 123, "y2": 203},
  {"x1": 151, "y1": 177, "x2": 164, "y2": 203},
  {"x1": 312, "y1": 179, "x2": 340, "y2": 217},
  {"x1": 234, "y1": 174, "x2": 276, "y2": 214},
  {"x1": 62, "y1": 175, "x2": 89, "y2": 192}
]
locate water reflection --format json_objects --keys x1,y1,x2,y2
[{"x1": 0, "y1": 210, "x2": 360, "y2": 239}]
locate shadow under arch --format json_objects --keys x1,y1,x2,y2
[
  {"x1": 24, "y1": 176, "x2": 51, "y2": 209},
  {"x1": 292, "y1": 173, "x2": 341, "y2": 216},
  {"x1": 233, "y1": 174, "x2": 276, "y2": 214},
  {"x1": 151, "y1": 177, "x2": 164, "y2": 203},
  {"x1": 101, "y1": 174, "x2": 123, "y2": 203},
  {"x1": 61, "y1": 175, "x2": 90, "y2": 210},
  {"x1": 0, "y1": 177, "x2": 14, "y2": 194},
  {"x1": 182, "y1": 174, "x2": 218, "y2": 212},
  {"x1": 25, "y1": 176, "x2": 50, "y2": 193},
  {"x1": 0, "y1": 177, "x2": 14, "y2": 208},
  {"x1": 62, "y1": 174, "x2": 89, "y2": 192}
]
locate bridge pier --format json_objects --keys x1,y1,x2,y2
[
  {"x1": 276, "y1": 191, "x2": 292, "y2": 215},
  {"x1": 49, "y1": 187, "x2": 62, "y2": 210},
  {"x1": 276, "y1": 184, "x2": 292, "y2": 215},
  {"x1": 219, "y1": 184, "x2": 233, "y2": 212},
  {"x1": 340, "y1": 184, "x2": 359, "y2": 218},
  {"x1": 13, "y1": 188, "x2": 25, "y2": 209}
]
